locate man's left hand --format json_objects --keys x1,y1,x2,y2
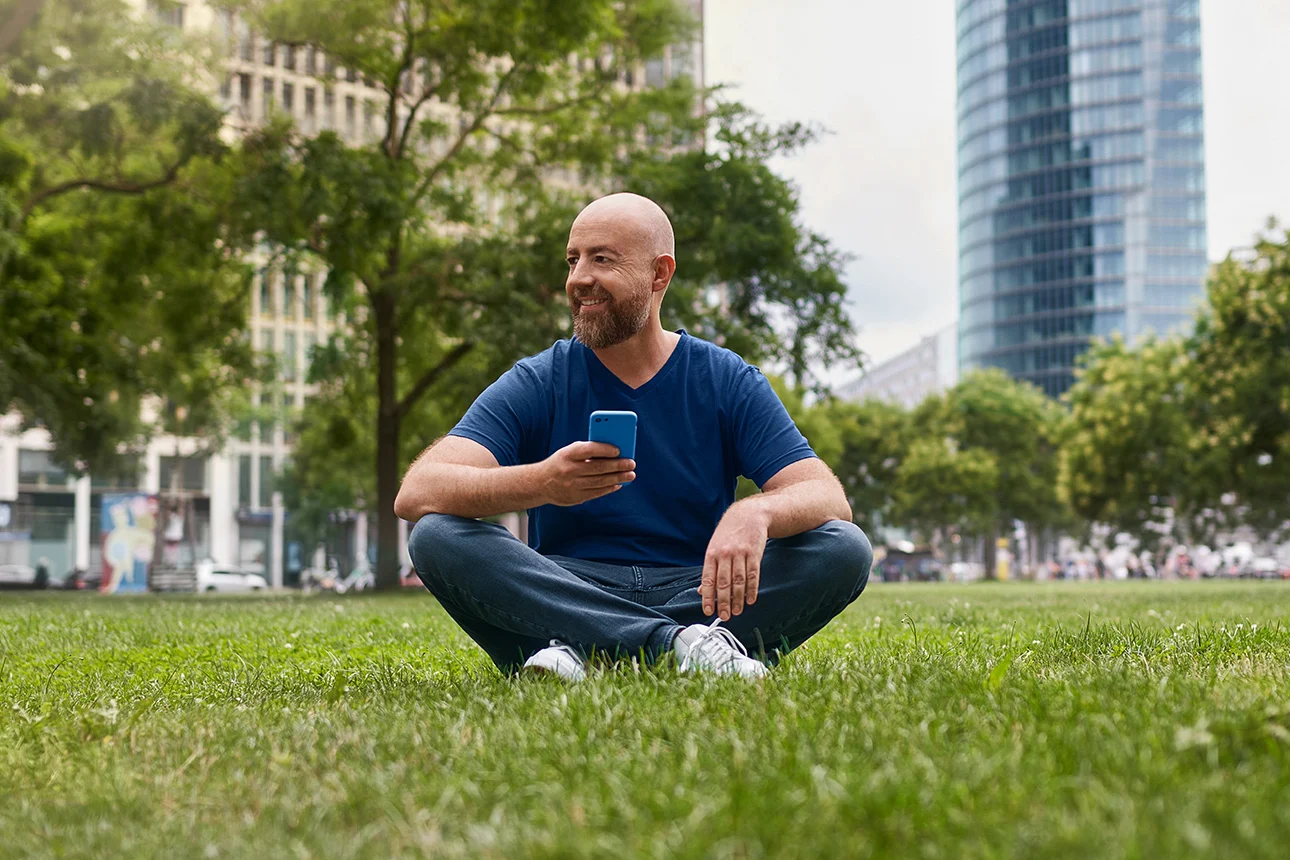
[{"x1": 699, "y1": 503, "x2": 770, "y2": 620}]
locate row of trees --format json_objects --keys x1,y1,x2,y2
[{"x1": 772, "y1": 229, "x2": 1289, "y2": 567}]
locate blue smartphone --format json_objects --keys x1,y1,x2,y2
[{"x1": 588, "y1": 411, "x2": 637, "y2": 481}]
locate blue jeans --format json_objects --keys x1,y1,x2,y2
[{"x1": 408, "y1": 514, "x2": 873, "y2": 673}]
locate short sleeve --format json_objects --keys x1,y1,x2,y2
[
  {"x1": 729, "y1": 366, "x2": 817, "y2": 487},
  {"x1": 448, "y1": 360, "x2": 550, "y2": 468}
]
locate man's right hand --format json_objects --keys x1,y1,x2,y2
[{"x1": 541, "y1": 441, "x2": 636, "y2": 507}]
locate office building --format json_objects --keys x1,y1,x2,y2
[
  {"x1": 837, "y1": 323, "x2": 959, "y2": 409},
  {"x1": 956, "y1": 0, "x2": 1208, "y2": 397}
]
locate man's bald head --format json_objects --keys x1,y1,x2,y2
[
  {"x1": 571, "y1": 192, "x2": 675, "y2": 259},
  {"x1": 565, "y1": 193, "x2": 677, "y2": 349}
]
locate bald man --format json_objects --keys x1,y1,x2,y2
[{"x1": 395, "y1": 193, "x2": 872, "y2": 679}]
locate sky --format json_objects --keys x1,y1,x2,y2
[{"x1": 703, "y1": 0, "x2": 1290, "y2": 373}]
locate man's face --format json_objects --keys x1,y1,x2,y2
[{"x1": 565, "y1": 215, "x2": 654, "y2": 349}]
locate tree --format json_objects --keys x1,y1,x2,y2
[
  {"x1": 236, "y1": 0, "x2": 862, "y2": 588},
  {"x1": 897, "y1": 370, "x2": 1068, "y2": 575},
  {"x1": 825, "y1": 398, "x2": 910, "y2": 541},
  {"x1": 1058, "y1": 336, "x2": 1218, "y2": 550},
  {"x1": 1188, "y1": 227, "x2": 1290, "y2": 537},
  {"x1": 229, "y1": 0, "x2": 705, "y2": 589},
  {"x1": 1, "y1": 0, "x2": 261, "y2": 474},
  {"x1": 890, "y1": 433, "x2": 997, "y2": 554}
]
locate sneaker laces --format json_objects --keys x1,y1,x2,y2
[
  {"x1": 679, "y1": 617, "x2": 750, "y2": 672},
  {"x1": 547, "y1": 640, "x2": 583, "y2": 663}
]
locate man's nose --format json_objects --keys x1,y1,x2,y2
[{"x1": 567, "y1": 260, "x2": 595, "y2": 288}]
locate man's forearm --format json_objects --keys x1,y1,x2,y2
[
  {"x1": 731, "y1": 478, "x2": 852, "y2": 539},
  {"x1": 395, "y1": 462, "x2": 551, "y2": 521}
]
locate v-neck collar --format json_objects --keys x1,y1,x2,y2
[{"x1": 580, "y1": 329, "x2": 689, "y2": 400}]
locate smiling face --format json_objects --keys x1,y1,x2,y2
[{"x1": 565, "y1": 194, "x2": 675, "y2": 349}]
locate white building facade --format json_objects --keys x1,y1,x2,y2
[{"x1": 837, "y1": 323, "x2": 959, "y2": 409}]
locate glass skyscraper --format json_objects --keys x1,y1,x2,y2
[{"x1": 956, "y1": 0, "x2": 1207, "y2": 397}]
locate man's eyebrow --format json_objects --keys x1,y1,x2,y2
[{"x1": 566, "y1": 245, "x2": 620, "y2": 257}]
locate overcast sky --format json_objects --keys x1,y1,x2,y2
[{"x1": 704, "y1": 0, "x2": 1290, "y2": 371}]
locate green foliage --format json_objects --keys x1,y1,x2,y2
[
  {"x1": 1059, "y1": 336, "x2": 1211, "y2": 547},
  {"x1": 890, "y1": 370, "x2": 1067, "y2": 552},
  {"x1": 3, "y1": 584, "x2": 1290, "y2": 856},
  {"x1": 242, "y1": 0, "x2": 858, "y2": 587},
  {"x1": 0, "y1": 0, "x2": 261, "y2": 472},
  {"x1": 1061, "y1": 228, "x2": 1290, "y2": 545},
  {"x1": 621, "y1": 104, "x2": 859, "y2": 391},
  {"x1": 1189, "y1": 228, "x2": 1290, "y2": 535}
]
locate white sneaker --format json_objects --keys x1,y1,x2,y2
[
  {"x1": 522, "y1": 640, "x2": 587, "y2": 681},
  {"x1": 673, "y1": 618, "x2": 768, "y2": 678}
]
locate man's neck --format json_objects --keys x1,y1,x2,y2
[{"x1": 590, "y1": 322, "x2": 681, "y2": 390}]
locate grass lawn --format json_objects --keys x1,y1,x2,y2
[{"x1": 2, "y1": 581, "x2": 1289, "y2": 858}]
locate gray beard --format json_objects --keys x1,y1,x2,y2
[{"x1": 572, "y1": 290, "x2": 652, "y2": 349}]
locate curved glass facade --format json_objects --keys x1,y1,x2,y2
[{"x1": 956, "y1": 0, "x2": 1207, "y2": 397}]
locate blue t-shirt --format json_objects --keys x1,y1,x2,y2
[{"x1": 448, "y1": 330, "x2": 816, "y2": 567}]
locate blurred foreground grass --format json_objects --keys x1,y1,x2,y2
[{"x1": 2, "y1": 582, "x2": 1289, "y2": 858}]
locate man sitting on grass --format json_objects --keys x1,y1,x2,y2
[{"x1": 394, "y1": 193, "x2": 872, "y2": 680}]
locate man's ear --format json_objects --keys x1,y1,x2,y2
[{"x1": 652, "y1": 254, "x2": 677, "y2": 292}]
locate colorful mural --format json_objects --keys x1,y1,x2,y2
[{"x1": 100, "y1": 493, "x2": 157, "y2": 594}]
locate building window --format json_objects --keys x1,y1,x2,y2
[
  {"x1": 283, "y1": 332, "x2": 297, "y2": 381},
  {"x1": 238, "y1": 73, "x2": 252, "y2": 115},
  {"x1": 363, "y1": 100, "x2": 374, "y2": 136},
  {"x1": 218, "y1": 74, "x2": 232, "y2": 103},
  {"x1": 306, "y1": 47, "x2": 318, "y2": 76},
  {"x1": 148, "y1": 0, "x2": 184, "y2": 29},
  {"x1": 302, "y1": 331, "x2": 315, "y2": 378},
  {"x1": 283, "y1": 271, "x2": 296, "y2": 318},
  {"x1": 303, "y1": 87, "x2": 316, "y2": 132},
  {"x1": 262, "y1": 39, "x2": 275, "y2": 66},
  {"x1": 262, "y1": 76, "x2": 275, "y2": 116},
  {"x1": 282, "y1": 44, "x2": 296, "y2": 71},
  {"x1": 259, "y1": 270, "x2": 273, "y2": 315},
  {"x1": 260, "y1": 327, "x2": 274, "y2": 355},
  {"x1": 237, "y1": 20, "x2": 253, "y2": 62},
  {"x1": 345, "y1": 67, "x2": 357, "y2": 83},
  {"x1": 238, "y1": 455, "x2": 252, "y2": 508},
  {"x1": 302, "y1": 276, "x2": 314, "y2": 319},
  {"x1": 91, "y1": 455, "x2": 142, "y2": 491},
  {"x1": 158, "y1": 456, "x2": 206, "y2": 493},
  {"x1": 323, "y1": 88, "x2": 335, "y2": 129},
  {"x1": 18, "y1": 449, "x2": 68, "y2": 488},
  {"x1": 344, "y1": 95, "x2": 356, "y2": 136},
  {"x1": 258, "y1": 456, "x2": 274, "y2": 508},
  {"x1": 282, "y1": 82, "x2": 294, "y2": 114}
]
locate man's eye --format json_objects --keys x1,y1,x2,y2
[
  {"x1": 594, "y1": 256, "x2": 608, "y2": 263},
  {"x1": 566, "y1": 257, "x2": 577, "y2": 267}
]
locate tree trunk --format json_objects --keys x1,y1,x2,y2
[
  {"x1": 983, "y1": 522, "x2": 999, "y2": 580},
  {"x1": 374, "y1": 289, "x2": 402, "y2": 591}
]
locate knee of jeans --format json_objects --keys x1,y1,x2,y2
[
  {"x1": 814, "y1": 520, "x2": 873, "y2": 597},
  {"x1": 407, "y1": 513, "x2": 472, "y2": 580}
]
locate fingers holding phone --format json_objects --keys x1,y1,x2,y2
[{"x1": 542, "y1": 441, "x2": 635, "y2": 506}]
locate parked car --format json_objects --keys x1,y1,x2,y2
[
  {"x1": 0, "y1": 563, "x2": 46, "y2": 590},
  {"x1": 195, "y1": 560, "x2": 268, "y2": 594},
  {"x1": 62, "y1": 567, "x2": 104, "y2": 591}
]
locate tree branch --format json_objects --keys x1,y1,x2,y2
[
  {"x1": 21, "y1": 160, "x2": 184, "y2": 221},
  {"x1": 411, "y1": 63, "x2": 522, "y2": 207},
  {"x1": 395, "y1": 340, "x2": 476, "y2": 420}
]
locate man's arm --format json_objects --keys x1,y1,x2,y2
[
  {"x1": 730, "y1": 457, "x2": 852, "y2": 539},
  {"x1": 393, "y1": 435, "x2": 635, "y2": 521},
  {"x1": 698, "y1": 457, "x2": 851, "y2": 620}
]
